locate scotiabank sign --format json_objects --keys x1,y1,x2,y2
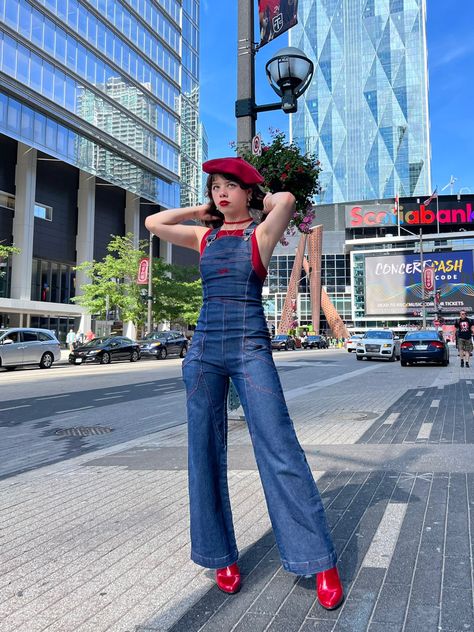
[{"x1": 346, "y1": 201, "x2": 474, "y2": 228}]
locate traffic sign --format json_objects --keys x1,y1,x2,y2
[{"x1": 252, "y1": 134, "x2": 262, "y2": 156}]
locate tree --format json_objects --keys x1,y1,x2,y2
[
  {"x1": 240, "y1": 130, "x2": 322, "y2": 242},
  {"x1": 73, "y1": 234, "x2": 202, "y2": 330},
  {"x1": 0, "y1": 243, "x2": 20, "y2": 285}
]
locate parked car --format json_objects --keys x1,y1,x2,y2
[
  {"x1": 302, "y1": 335, "x2": 328, "y2": 349},
  {"x1": 69, "y1": 336, "x2": 140, "y2": 364},
  {"x1": 345, "y1": 334, "x2": 363, "y2": 352},
  {"x1": 400, "y1": 330, "x2": 449, "y2": 366},
  {"x1": 138, "y1": 330, "x2": 188, "y2": 360},
  {"x1": 0, "y1": 327, "x2": 61, "y2": 371},
  {"x1": 271, "y1": 334, "x2": 296, "y2": 351},
  {"x1": 355, "y1": 329, "x2": 400, "y2": 361}
]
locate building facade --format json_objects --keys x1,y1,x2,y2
[
  {"x1": 0, "y1": 0, "x2": 200, "y2": 341},
  {"x1": 263, "y1": 194, "x2": 474, "y2": 336},
  {"x1": 290, "y1": 0, "x2": 431, "y2": 204}
]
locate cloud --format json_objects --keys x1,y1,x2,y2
[{"x1": 430, "y1": 42, "x2": 474, "y2": 70}]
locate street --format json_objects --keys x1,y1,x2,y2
[{"x1": 1, "y1": 348, "x2": 473, "y2": 631}]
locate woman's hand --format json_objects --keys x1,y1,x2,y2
[
  {"x1": 262, "y1": 193, "x2": 274, "y2": 215},
  {"x1": 194, "y1": 203, "x2": 216, "y2": 223}
]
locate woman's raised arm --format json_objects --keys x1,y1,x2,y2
[
  {"x1": 145, "y1": 204, "x2": 215, "y2": 251},
  {"x1": 256, "y1": 192, "x2": 296, "y2": 267}
]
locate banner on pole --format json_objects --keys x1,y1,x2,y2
[
  {"x1": 258, "y1": 0, "x2": 298, "y2": 47},
  {"x1": 423, "y1": 266, "x2": 435, "y2": 293}
]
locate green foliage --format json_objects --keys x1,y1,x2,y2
[
  {"x1": 73, "y1": 233, "x2": 202, "y2": 329},
  {"x1": 0, "y1": 243, "x2": 20, "y2": 259},
  {"x1": 240, "y1": 130, "x2": 321, "y2": 235}
]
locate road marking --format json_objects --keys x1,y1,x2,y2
[
  {"x1": 94, "y1": 396, "x2": 123, "y2": 401},
  {"x1": 467, "y1": 380, "x2": 472, "y2": 384},
  {"x1": 362, "y1": 503, "x2": 407, "y2": 568},
  {"x1": 469, "y1": 394, "x2": 474, "y2": 399},
  {"x1": 285, "y1": 365, "x2": 379, "y2": 402},
  {"x1": 430, "y1": 400, "x2": 440, "y2": 408},
  {"x1": 55, "y1": 406, "x2": 94, "y2": 414},
  {"x1": 416, "y1": 391, "x2": 424, "y2": 397},
  {"x1": 417, "y1": 423, "x2": 433, "y2": 440},
  {"x1": 383, "y1": 413, "x2": 400, "y2": 425},
  {"x1": 105, "y1": 390, "x2": 130, "y2": 395},
  {"x1": 36, "y1": 394, "x2": 69, "y2": 400},
  {"x1": 134, "y1": 382, "x2": 155, "y2": 386},
  {"x1": 0, "y1": 404, "x2": 31, "y2": 411}
]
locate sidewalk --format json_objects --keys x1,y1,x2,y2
[{"x1": 1, "y1": 359, "x2": 473, "y2": 631}]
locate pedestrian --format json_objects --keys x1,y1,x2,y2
[
  {"x1": 145, "y1": 157, "x2": 343, "y2": 609},
  {"x1": 85, "y1": 329, "x2": 95, "y2": 342},
  {"x1": 66, "y1": 328, "x2": 76, "y2": 352},
  {"x1": 454, "y1": 309, "x2": 474, "y2": 368}
]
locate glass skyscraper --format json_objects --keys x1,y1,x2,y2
[
  {"x1": 0, "y1": 0, "x2": 201, "y2": 336},
  {"x1": 290, "y1": 0, "x2": 431, "y2": 204}
]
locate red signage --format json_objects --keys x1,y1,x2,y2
[
  {"x1": 137, "y1": 258, "x2": 149, "y2": 284},
  {"x1": 258, "y1": 0, "x2": 298, "y2": 47},
  {"x1": 423, "y1": 266, "x2": 435, "y2": 292},
  {"x1": 346, "y1": 202, "x2": 474, "y2": 228}
]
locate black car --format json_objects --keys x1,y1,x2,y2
[
  {"x1": 400, "y1": 330, "x2": 449, "y2": 366},
  {"x1": 271, "y1": 334, "x2": 296, "y2": 351},
  {"x1": 302, "y1": 335, "x2": 328, "y2": 349},
  {"x1": 138, "y1": 330, "x2": 188, "y2": 360},
  {"x1": 68, "y1": 336, "x2": 141, "y2": 365}
]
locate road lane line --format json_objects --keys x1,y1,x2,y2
[
  {"x1": 55, "y1": 406, "x2": 94, "y2": 414},
  {"x1": 0, "y1": 404, "x2": 31, "y2": 411},
  {"x1": 284, "y1": 364, "x2": 379, "y2": 402},
  {"x1": 36, "y1": 395, "x2": 69, "y2": 400},
  {"x1": 383, "y1": 413, "x2": 400, "y2": 425},
  {"x1": 430, "y1": 400, "x2": 440, "y2": 407},
  {"x1": 416, "y1": 391, "x2": 424, "y2": 396},
  {"x1": 94, "y1": 396, "x2": 123, "y2": 401}
]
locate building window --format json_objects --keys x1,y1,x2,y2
[{"x1": 34, "y1": 203, "x2": 53, "y2": 221}]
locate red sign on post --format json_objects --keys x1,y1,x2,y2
[
  {"x1": 258, "y1": 0, "x2": 298, "y2": 47},
  {"x1": 137, "y1": 258, "x2": 149, "y2": 284},
  {"x1": 423, "y1": 266, "x2": 435, "y2": 293}
]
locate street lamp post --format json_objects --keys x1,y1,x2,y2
[
  {"x1": 147, "y1": 231, "x2": 153, "y2": 334},
  {"x1": 236, "y1": 1, "x2": 314, "y2": 148}
]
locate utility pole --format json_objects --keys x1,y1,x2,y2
[
  {"x1": 147, "y1": 232, "x2": 153, "y2": 334},
  {"x1": 236, "y1": 0, "x2": 256, "y2": 149},
  {"x1": 419, "y1": 229, "x2": 426, "y2": 328}
]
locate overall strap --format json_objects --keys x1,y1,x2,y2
[
  {"x1": 243, "y1": 221, "x2": 257, "y2": 241},
  {"x1": 205, "y1": 226, "x2": 220, "y2": 247}
]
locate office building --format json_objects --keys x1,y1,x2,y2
[
  {"x1": 0, "y1": 0, "x2": 200, "y2": 340},
  {"x1": 290, "y1": 0, "x2": 431, "y2": 204}
]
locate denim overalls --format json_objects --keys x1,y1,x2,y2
[{"x1": 182, "y1": 223, "x2": 337, "y2": 575}]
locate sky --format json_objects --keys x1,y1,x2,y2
[{"x1": 199, "y1": 0, "x2": 474, "y2": 195}]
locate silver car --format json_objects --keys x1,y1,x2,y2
[
  {"x1": 355, "y1": 329, "x2": 401, "y2": 361},
  {"x1": 0, "y1": 327, "x2": 61, "y2": 371}
]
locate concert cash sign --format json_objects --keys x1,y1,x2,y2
[
  {"x1": 258, "y1": 0, "x2": 298, "y2": 46},
  {"x1": 364, "y1": 251, "x2": 474, "y2": 316}
]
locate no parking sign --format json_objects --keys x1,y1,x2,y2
[{"x1": 252, "y1": 134, "x2": 262, "y2": 156}]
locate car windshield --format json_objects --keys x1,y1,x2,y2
[
  {"x1": 83, "y1": 337, "x2": 111, "y2": 347},
  {"x1": 143, "y1": 333, "x2": 166, "y2": 340},
  {"x1": 273, "y1": 335, "x2": 287, "y2": 340},
  {"x1": 364, "y1": 331, "x2": 392, "y2": 339},
  {"x1": 0, "y1": 330, "x2": 8, "y2": 337},
  {"x1": 404, "y1": 331, "x2": 439, "y2": 341}
]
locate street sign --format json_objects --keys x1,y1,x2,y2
[
  {"x1": 137, "y1": 258, "x2": 149, "y2": 284},
  {"x1": 423, "y1": 266, "x2": 435, "y2": 292},
  {"x1": 251, "y1": 134, "x2": 262, "y2": 156}
]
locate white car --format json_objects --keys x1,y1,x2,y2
[
  {"x1": 0, "y1": 327, "x2": 61, "y2": 371},
  {"x1": 355, "y1": 330, "x2": 401, "y2": 362},
  {"x1": 345, "y1": 335, "x2": 363, "y2": 352}
]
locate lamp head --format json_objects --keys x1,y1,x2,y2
[{"x1": 265, "y1": 46, "x2": 314, "y2": 113}]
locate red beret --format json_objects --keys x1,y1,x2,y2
[{"x1": 202, "y1": 157, "x2": 264, "y2": 185}]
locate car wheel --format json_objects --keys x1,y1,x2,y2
[
  {"x1": 389, "y1": 353, "x2": 396, "y2": 362},
  {"x1": 441, "y1": 359, "x2": 448, "y2": 367},
  {"x1": 356, "y1": 355, "x2": 362, "y2": 361},
  {"x1": 401, "y1": 360, "x2": 407, "y2": 367},
  {"x1": 39, "y1": 352, "x2": 54, "y2": 369},
  {"x1": 180, "y1": 345, "x2": 187, "y2": 358},
  {"x1": 100, "y1": 352, "x2": 111, "y2": 365},
  {"x1": 130, "y1": 350, "x2": 139, "y2": 362},
  {"x1": 157, "y1": 347, "x2": 167, "y2": 360}
]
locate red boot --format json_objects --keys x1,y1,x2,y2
[
  {"x1": 216, "y1": 563, "x2": 241, "y2": 594},
  {"x1": 316, "y1": 566, "x2": 343, "y2": 610}
]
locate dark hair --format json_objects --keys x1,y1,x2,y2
[{"x1": 203, "y1": 173, "x2": 267, "y2": 228}]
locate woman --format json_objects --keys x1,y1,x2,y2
[{"x1": 145, "y1": 157, "x2": 343, "y2": 609}]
